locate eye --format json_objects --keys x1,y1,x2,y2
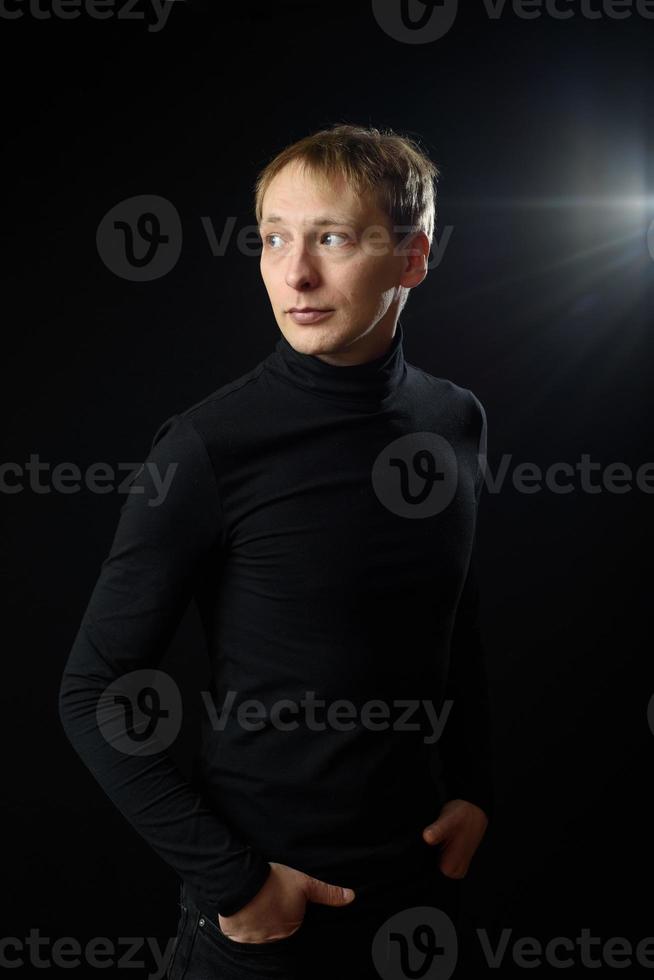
[
  {"x1": 262, "y1": 231, "x2": 349, "y2": 250},
  {"x1": 322, "y1": 232, "x2": 348, "y2": 246}
]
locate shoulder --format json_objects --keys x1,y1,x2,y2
[
  {"x1": 149, "y1": 360, "x2": 268, "y2": 456},
  {"x1": 405, "y1": 362, "x2": 486, "y2": 433}
]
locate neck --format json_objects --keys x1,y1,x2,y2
[{"x1": 265, "y1": 322, "x2": 407, "y2": 412}]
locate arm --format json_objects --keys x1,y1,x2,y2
[
  {"x1": 422, "y1": 392, "x2": 494, "y2": 874},
  {"x1": 435, "y1": 391, "x2": 494, "y2": 820},
  {"x1": 57, "y1": 412, "x2": 272, "y2": 919},
  {"x1": 437, "y1": 548, "x2": 495, "y2": 821}
]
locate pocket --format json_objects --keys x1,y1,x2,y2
[{"x1": 197, "y1": 908, "x2": 305, "y2": 954}]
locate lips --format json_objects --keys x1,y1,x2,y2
[{"x1": 287, "y1": 308, "x2": 335, "y2": 324}]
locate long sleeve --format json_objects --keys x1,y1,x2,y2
[
  {"x1": 436, "y1": 393, "x2": 495, "y2": 820},
  {"x1": 57, "y1": 412, "x2": 272, "y2": 918}
]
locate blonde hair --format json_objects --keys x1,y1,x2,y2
[{"x1": 253, "y1": 122, "x2": 439, "y2": 248}]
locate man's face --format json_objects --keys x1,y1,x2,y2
[{"x1": 258, "y1": 160, "x2": 426, "y2": 364}]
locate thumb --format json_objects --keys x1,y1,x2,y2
[
  {"x1": 423, "y1": 816, "x2": 448, "y2": 845},
  {"x1": 302, "y1": 875, "x2": 356, "y2": 907}
]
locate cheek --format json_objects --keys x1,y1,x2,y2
[
  {"x1": 259, "y1": 263, "x2": 277, "y2": 292},
  {"x1": 354, "y1": 271, "x2": 398, "y2": 315},
  {"x1": 362, "y1": 253, "x2": 399, "y2": 287},
  {"x1": 339, "y1": 258, "x2": 390, "y2": 298}
]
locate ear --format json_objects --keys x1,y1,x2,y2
[{"x1": 399, "y1": 230, "x2": 430, "y2": 290}]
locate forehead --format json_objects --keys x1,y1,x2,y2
[{"x1": 260, "y1": 161, "x2": 387, "y2": 228}]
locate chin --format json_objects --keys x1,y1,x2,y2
[{"x1": 283, "y1": 319, "x2": 350, "y2": 353}]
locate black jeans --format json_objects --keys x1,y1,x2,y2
[{"x1": 166, "y1": 868, "x2": 461, "y2": 980}]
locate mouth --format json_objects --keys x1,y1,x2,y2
[{"x1": 286, "y1": 308, "x2": 335, "y2": 324}]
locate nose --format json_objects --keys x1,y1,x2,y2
[{"x1": 284, "y1": 240, "x2": 321, "y2": 292}]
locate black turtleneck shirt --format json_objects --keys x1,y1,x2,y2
[{"x1": 58, "y1": 322, "x2": 493, "y2": 922}]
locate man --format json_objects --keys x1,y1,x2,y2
[{"x1": 59, "y1": 123, "x2": 493, "y2": 979}]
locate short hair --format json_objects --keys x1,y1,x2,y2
[{"x1": 254, "y1": 122, "x2": 439, "y2": 249}]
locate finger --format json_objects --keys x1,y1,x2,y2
[
  {"x1": 423, "y1": 819, "x2": 447, "y2": 844},
  {"x1": 303, "y1": 875, "x2": 356, "y2": 907},
  {"x1": 438, "y1": 839, "x2": 471, "y2": 878}
]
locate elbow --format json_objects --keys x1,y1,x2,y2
[{"x1": 57, "y1": 657, "x2": 85, "y2": 746}]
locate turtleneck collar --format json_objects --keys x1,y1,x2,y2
[{"x1": 264, "y1": 323, "x2": 407, "y2": 410}]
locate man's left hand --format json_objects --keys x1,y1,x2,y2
[{"x1": 422, "y1": 798, "x2": 489, "y2": 878}]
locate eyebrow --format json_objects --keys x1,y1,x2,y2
[{"x1": 260, "y1": 213, "x2": 355, "y2": 228}]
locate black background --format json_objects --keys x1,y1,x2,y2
[{"x1": 2, "y1": 1, "x2": 653, "y2": 976}]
